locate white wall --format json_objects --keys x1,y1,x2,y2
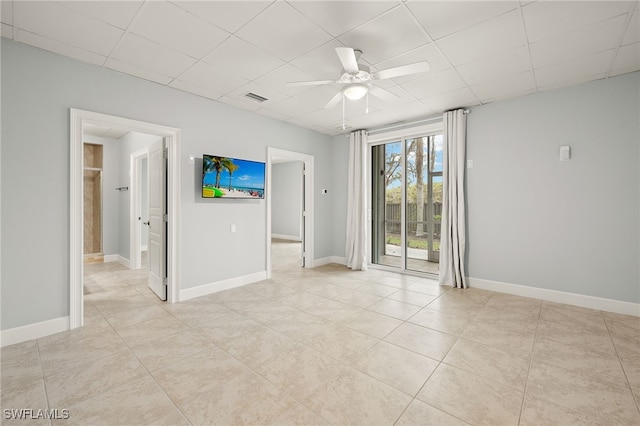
[
  {"x1": 1, "y1": 39, "x2": 334, "y2": 330},
  {"x1": 466, "y1": 71, "x2": 639, "y2": 303},
  {"x1": 271, "y1": 162, "x2": 303, "y2": 240}
]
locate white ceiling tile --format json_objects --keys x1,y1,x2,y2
[
  {"x1": 290, "y1": 1, "x2": 397, "y2": 37},
  {"x1": 177, "y1": 61, "x2": 249, "y2": 96},
  {"x1": 174, "y1": 1, "x2": 272, "y2": 34},
  {"x1": 436, "y1": 9, "x2": 525, "y2": 66},
  {"x1": 407, "y1": 0, "x2": 518, "y2": 40},
  {"x1": 622, "y1": 10, "x2": 639, "y2": 46},
  {"x1": 217, "y1": 93, "x2": 263, "y2": 112},
  {"x1": 169, "y1": 79, "x2": 222, "y2": 101},
  {"x1": 610, "y1": 42, "x2": 640, "y2": 76},
  {"x1": 373, "y1": 43, "x2": 451, "y2": 85},
  {"x1": 422, "y1": 87, "x2": 481, "y2": 113},
  {"x1": 255, "y1": 64, "x2": 319, "y2": 96},
  {"x1": 338, "y1": 7, "x2": 430, "y2": 65},
  {"x1": 522, "y1": 0, "x2": 632, "y2": 43},
  {"x1": 225, "y1": 82, "x2": 289, "y2": 107},
  {"x1": 1, "y1": 0, "x2": 13, "y2": 25},
  {"x1": 288, "y1": 85, "x2": 346, "y2": 110},
  {"x1": 2, "y1": 23, "x2": 13, "y2": 39},
  {"x1": 534, "y1": 49, "x2": 614, "y2": 90},
  {"x1": 401, "y1": 68, "x2": 467, "y2": 99},
  {"x1": 262, "y1": 96, "x2": 321, "y2": 117},
  {"x1": 471, "y1": 71, "x2": 535, "y2": 103},
  {"x1": 236, "y1": 2, "x2": 332, "y2": 62},
  {"x1": 14, "y1": 1, "x2": 123, "y2": 56},
  {"x1": 290, "y1": 40, "x2": 348, "y2": 81},
  {"x1": 111, "y1": 33, "x2": 197, "y2": 78},
  {"x1": 368, "y1": 84, "x2": 417, "y2": 109},
  {"x1": 385, "y1": 100, "x2": 436, "y2": 123},
  {"x1": 57, "y1": 0, "x2": 143, "y2": 30},
  {"x1": 256, "y1": 108, "x2": 292, "y2": 122},
  {"x1": 130, "y1": 1, "x2": 229, "y2": 59},
  {"x1": 15, "y1": 29, "x2": 106, "y2": 66},
  {"x1": 203, "y1": 36, "x2": 284, "y2": 81},
  {"x1": 530, "y1": 14, "x2": 627, "y2": 69},
  {"x1": 456, "y1": 46, "x2": 531, "y2": 86},
  {"x1": 104, "y1": 58, "x2": 173, "y2": 85}
]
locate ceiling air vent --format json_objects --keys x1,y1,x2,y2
[{"x1": 244, "y1": 92, "x2": 269, "y2": 103}]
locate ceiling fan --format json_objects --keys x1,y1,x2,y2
[{"x1": 286, "y1": 47, "x2": 430, "y2": 110}]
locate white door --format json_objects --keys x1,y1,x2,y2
[{"x1": 147, "y1": 138, "x2": 167, "y2": 300}]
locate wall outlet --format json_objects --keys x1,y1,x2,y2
[{"x1": 467, "y1": 159, "x2": 474, "y2": 169}]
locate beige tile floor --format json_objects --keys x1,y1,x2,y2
[{"x1": 1, "y1": 240, "x2": 639, "y2": 425}]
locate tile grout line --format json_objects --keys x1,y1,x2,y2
[{"x1": 516, "y1": 302, "x2": 543, "y2": 425}]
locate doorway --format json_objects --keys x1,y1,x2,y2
[
  {"x1": 271, "y1": 160, "x2": 305, "y2": 271},
  {"x1": 266, "y1": 148, "x2": 314, "y2": 279},
  {"x1": 370, "y1": 134, "x2": 443, "y2": 276},
  {"x1": 69, "y1": 109, "x2": 180, "y2": 329}
]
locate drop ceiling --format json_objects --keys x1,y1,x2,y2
[{"x1": 1, "y1": 1, "x2": 638, "y2": 136}]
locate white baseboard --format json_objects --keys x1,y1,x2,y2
[
  {"x1": 1, "y1": 316, "x2": 70, "y2": 347},
  {"x1": 468, "y1": 277, "x2": 640, "y2": 317},
  {"x1": 272, "y1": 233, "x2": 301, "y2": 242},
  {"x1": 314, "y1": 256, "x2": 346, "y2": 267},
  {"x1": 103, "y1": 254, "x2": 130, "y2": 267},
  {"x1": 179, "y1": 271, "x2": 267, "y2": 302}
]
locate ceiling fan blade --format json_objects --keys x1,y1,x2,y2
[
  {"x1": 373, "y1": 61, "x2": 430, "y2": 80},
  {"x1": 335, "y1": 47, "x2": 360, "y2": 73},
  {"x1": 286, "y1": 79, "x2": 335, "y2": 87},
  {"x1": 324, "y1": 92, "x2": 343, "y2": 109},
  {"x1": 369, "y1": 85, "x2": 400, "y2": 102}
]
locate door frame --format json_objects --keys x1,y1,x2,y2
[
  {"x1": 266, "y1": 147, "x2": 314, "y2": 279},
  {"x1": 367, "y1": 122, "x2": 442, "y2": 276},
  {"x1": 129, "y1": 148, "x2": 148, "y2": 270},
  {"x1": 69, "y1": 108, "x2": 181, "y2": 329}
]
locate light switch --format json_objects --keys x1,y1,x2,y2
[
  {"x1": 230, "y1": 224, "x2": 236, "y2": 233},
  {"x1": 467, "y1": 160, "x2": 474, "y2": 169},
  {"x1": 560, "y1": 146, "x2": 571, "y2": 161}
]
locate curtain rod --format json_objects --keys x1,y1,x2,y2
[{"x1": 356, "y1": 109, "x2": 470, "y2": 137}]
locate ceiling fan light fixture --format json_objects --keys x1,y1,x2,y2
[{"x1": 343, "y1": 83, "x2": 368, "y2": 100}]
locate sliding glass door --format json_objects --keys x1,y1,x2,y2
[{"x1": 371, "y1": 134, "x2": 442, "y2": 275}]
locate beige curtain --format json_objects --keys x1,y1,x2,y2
[
  {"x1": 439, "y1": 109, "x2": 467, "y2": 288},
  {"x1": 345, "y1": 130, "x2": 368, "y2": 270}
]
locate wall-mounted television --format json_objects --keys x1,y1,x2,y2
[{"x1": 202, "y1": 154, "x2": 266, "y2": 199}]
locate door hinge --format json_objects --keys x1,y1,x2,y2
[
  {"x1": 302, "y1": 252, "x2": 306, "y2": 257},
  {"x1": 163, "y1": 148, "x2": 168, "y2": 159},
  {"x1": 302, "y1": 211, "x2": 306, "y2": 217},
  {"x1": 163, "y1": 214, "x2": 168, "y2": 222},
  {"x1": 162, "y1": 277, "x2": 167, "y2": 286}
]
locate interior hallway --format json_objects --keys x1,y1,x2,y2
[{"x1": 1, "y1": 246, "x2": 639, "y2": 425}]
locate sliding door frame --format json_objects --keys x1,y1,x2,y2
[{"x1": 366, "y1": 122, "x2": 443, "y2": 276}]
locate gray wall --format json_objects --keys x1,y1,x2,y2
[
  {"x1": 465, "y1": 71, "x2": 639, "y2": 303},
  {"x1": 1, "y1": 39, "x2": 333, "y2": 329},
  {"x1": 331, "y1": 135, "x2": 349, "y2": 258},
  {"x1": 272, "y1": 162, "x2": 303, "y2": 240}
]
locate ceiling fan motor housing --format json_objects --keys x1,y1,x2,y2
[{"x1": 340, "y1": 64, "x2": 371, "y2": 83}]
